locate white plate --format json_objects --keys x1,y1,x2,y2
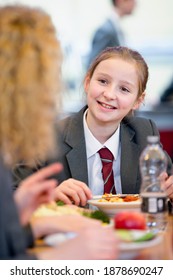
[
  {"x1": 44, "y1": 220, "x2": 113, "y2": 246},
  {"x1": 87, "y1": 195, "x2": 141, "y2": 217},
  {"x1": 44, "y1": 232, "x2": 77, "y2": 247},
  {"x1": 119, "y1": 234, "x2": 163, "y2": 259},
  {"x1": 44, "y1": 230, "x2": 162, "y2": 260}
]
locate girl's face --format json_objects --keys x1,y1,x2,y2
[{"x1": 84, "y1": 58, "x2": 144, "y2": 129}]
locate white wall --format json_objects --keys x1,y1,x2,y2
[{"x1": 1, "y1": 0, "x2": 173, "y2": 111}]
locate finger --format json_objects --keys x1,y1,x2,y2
[
  {"x1": 54, "y1": 190, "x2": 74, "y2": 205},
  {"x1": 63, "y1": 183, "x2": 87, "y2": 206},
  {"x1": 68, "y1": 192, "x2": 81, "y2": 206},
  {"x1": 160, "y1": 172, "x2": 168, "y2": 181},
  {"x1": 71, "y1": 179, "x2": 92, "y2": 199},
  {"x1": 54, "y1": 183, "x2": 78, "y2": 204},
  {"x1": 64, "y1": 180, "x2": 92, "y2": 205},
  {"x1": 28, "y1": 179, "x2": 57, "y2": 199},
  {"x1": 36, "y1": 193, "x2": 54, "y2": 205},
  {"x1": 56, "y1": 182, "x2": 84, "y2": 206},
  {"x1": 75, "y1": 189, "x2": 89, "y2": 206},
  {"x1": 164, "y1": 176, "x2": 173, "y2": 189},
  {"x1": 21, "y1": 163, "x2": 63, "y2": 186},
  {"x1": 165, "y1": 185, "x2": 173, "y2": 197}
]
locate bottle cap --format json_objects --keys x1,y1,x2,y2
[{"x1": 147, "y1": 135, "x2": 159, "y2": 144}]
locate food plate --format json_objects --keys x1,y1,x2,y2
[
  {"x1": 44, "y1": 220, "x2": 113, "y2": 247},
  {"x1": 44, "y1": 232, "x2": 77, "y2": 247},
  {"x1": 33, "y1": 202, "x2": 83, "y2": 217},
  {"x1": 44, "y1": 218, "x2": 113, "y2": 247},
  {"x1": 119, "y1": 233, "x2": 163, "y2": 259},
  {"x1": 44, "y1": 230, "x2": 162, "y2": 260},
  {"x1": 87, "y1": 195, "x2": 141, "y2": 217},
  {"x1": 33, "y1": 202, "x2": 112, "y2": 225}
]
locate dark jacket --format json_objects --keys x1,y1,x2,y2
[
  {"x1": 0, "y1": 157, "x2": 36, "y2": 260},
  {"x1": 87, "y1": 19, "x2": 120, "y2": 68},
  {"x1": 13, "y1": 106, "x2": 173, "y2": 195}
]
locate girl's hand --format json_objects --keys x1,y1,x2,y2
[
  {"x1": 54, "y1": 178, "x2": 92, "y2": 206},
  {"x1": 14, "y1": 163, "x2": 63, "y2": 225}
]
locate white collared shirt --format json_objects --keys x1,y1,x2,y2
[{"x1": 83, "y1": 110, "x2": 122, "y2": 195}]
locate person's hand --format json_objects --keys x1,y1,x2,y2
[
  {"x1": 54, "y1": 178, "x2": 92, "y2": 206},
  {"x1": 30, "y1": 214, "x2": 102, "y2": 239},
  {"x1": 14, "y1": 163, "x2": 63, "y2": 225},
  {"x1": 160, "y1": 172, "x2": 173, "y2": 199},
  {"x1": 37, "y1": 225, "x2": 119, "y2": 260}
]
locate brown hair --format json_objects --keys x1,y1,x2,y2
[
  {"x1": 85, "y1": 46, "x2": 149, "y2": 99},
  {"x1": 0, "y1": 5, "x2": 62, "y2": 166},
  {"x1": 111, "y1": 0, "x2": 117, "y2": 6}
]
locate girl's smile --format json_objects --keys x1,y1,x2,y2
[
  {"x1": 84, "y1": 58, "x2": 144, "y2": 135},
  {"x1": 97, "y1": 100, "x2": 117, "y2": 110}
]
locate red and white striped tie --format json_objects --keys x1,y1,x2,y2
[{"x1": 98, "y1": 148, "x2": 116, "y2": 194}]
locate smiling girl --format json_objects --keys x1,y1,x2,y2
[
  {"x1": 14, "y1": 46, "x2": 173, "y2": 206},
  {"x1": 84, "y1": 47, "x2": 146, "y2": 144}
]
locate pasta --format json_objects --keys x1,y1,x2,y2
[
  {"x1": 98, "y1": 193, "x2": 140, "y2": 203},
  {"x1": 33, "y1": 202, "x2": 83, "y2": 217}
]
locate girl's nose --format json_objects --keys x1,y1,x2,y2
[{"x1": 103, "y1": 87, "x2": 116, "y2": 99}]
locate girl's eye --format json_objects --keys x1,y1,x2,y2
[
  {"x1": 121, "y1": 86, "x2": 130, "y2": 93},
  {"x1": 98, "y1": 79, "x2": 107, "y2": 85}
]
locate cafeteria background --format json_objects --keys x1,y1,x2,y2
[{"x1": 1, "y1": 0, "x2": 173, "y2": 159}]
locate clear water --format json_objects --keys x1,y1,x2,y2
[{"x1": 145, "y1": 212, "x2": 168, "y2": 231}]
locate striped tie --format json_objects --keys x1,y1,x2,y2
[{"x1": 98, "y1": 147, "x2": 116, "y2": 194}]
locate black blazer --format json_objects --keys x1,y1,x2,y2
[
  {"x1": 55, "y1": 107, "x2": 172, "y2": 194},
  {"x1": 0, "y1": 157, "x2": 36, "y2": 259},
  {"x1": 13, "y1": 106, "x2": 172, "y2": 194}
]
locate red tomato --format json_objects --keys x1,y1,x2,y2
[{"x1": 114, "y1": 211, "x2": 146, "y2": 230}]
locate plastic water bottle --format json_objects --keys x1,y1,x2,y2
[{"x1": 139, "y1": 135, "x2": 168, "y2": 231}]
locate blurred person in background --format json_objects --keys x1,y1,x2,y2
[
  {"x1": 0, "y1": 5, "x2": 119, "y2": 260},
  {"x1": 86, "y1": 0, "x2": 137, "y2": 69}
]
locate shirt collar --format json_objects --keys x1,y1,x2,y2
[{"x1": 83, "y1": 109, "x2": 120, "y2": 160}]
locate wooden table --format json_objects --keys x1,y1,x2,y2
[{"x1": 29, "y1": 215, "x2": 173, "y2": 260}]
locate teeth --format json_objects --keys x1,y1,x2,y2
[{"x1": 100, "y1": 102, "x2": 114, "y2": 109}]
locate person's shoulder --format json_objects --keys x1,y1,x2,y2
[
  {"x1": 121, "y1": 116, "x2": 159, "y2": 145},
  {"x1": 94, "y1": 18, "x2": 114, "y2": 34},
  {"x1": 55, "y1": 114, "x2": 75, "y2": 136},
  {"x1": 124, "y1": 115, "x2": 152, "y2": 124},
  {"x1": 122, "y1": 115, "x2": 157, "y2": 132},
  {"x1": 55, "y1": 106, "x2": 86, "y2": 132}
]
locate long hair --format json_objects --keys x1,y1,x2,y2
[{"x1": 0, "y1": 5, "x2": 62, "y2": 166}]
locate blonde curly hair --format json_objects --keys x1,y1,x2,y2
[{"x1": 0, "y1": 5, "x2": 62, "y2": 166}]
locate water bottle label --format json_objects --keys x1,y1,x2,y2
[{"x1": 141, "y1": 196, "x2": 167, "y2": 213}]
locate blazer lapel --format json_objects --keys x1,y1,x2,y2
[
  {"x1": 120, "y1": 121, "x2": 141, "y2": 194},
  {"x1": 66, "y1": 140, "x2": 88, "y2": 185},
  {"x1": 64, "y1": 107, "x2": 88, "y2": 185}
]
